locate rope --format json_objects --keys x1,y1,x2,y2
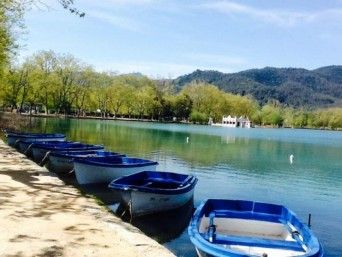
[
  {"x1": 24, "y1": 143, "x2": 34, "y2": 155},
  {"x1": 67, "y1": 168, "x2": 75, "y2": 175},
  {"x1": 129, "y1": 194, "x2": 133, "y2": 223},
  {"x1": 39, "y1": 151, "x2": 51, "y2": 166},
  {"x1": 13, "y1": 139, "x2": 21, "y2": 148}
]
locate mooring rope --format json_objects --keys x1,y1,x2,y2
[
  {"x1": 67, "y1": 168, "x2": 75, "y2": 175},
  {"x1": 13, "y1": 139, "x2": 21, "y2": 147},
  {"x1": 39, "y1": 151, "x2": 51, "y2": 166},
  {"x1": 24, "y1": 143, "x2": 34, "y2": 155}
]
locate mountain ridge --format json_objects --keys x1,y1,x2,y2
[{"x1": 172, "y1": 65, "x2": 342, "y2": 108}]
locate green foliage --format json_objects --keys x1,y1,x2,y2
[
  {"x1": 0, "y1": 50, "x2": 341, "y2": 130},
  {"x1": 0, "y1": 0, "x2": 83, "y2": 80},
  {"x1": 174, "y1": 67, "x2": 342, "y2": 108},
  {"x1": 260, "y1": 104, "x2": 283, "y2": 126},
  {"x1": 182, "y1": 82, "x2": 259, "y2": 122},
  {"x1": 172, "y1": 94, "x2": 192, "y2": 121},
  {"x1": 312, "y1": 108, "x2": 342, "y2": 129},
  {"x1": 0, "y1": 0, "x2": 25, "y2": 76},
  {"x1": 190, "y1": 111, "x2": 208, "y2": 124}
]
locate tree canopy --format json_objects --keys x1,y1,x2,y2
[
  {"x1": 0, "y1": 50, "x2": 341, "y2": 130},
  {"x1": 0, "y1": 2, "x2": 341, "y2": 130}
]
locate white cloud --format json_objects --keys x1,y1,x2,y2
[
  {"x1": 88, "y1": 11, "x2": 143, "y2": 32},
  {"x1": 201, "y1": 1, "x2": 342, "y2": 27}
]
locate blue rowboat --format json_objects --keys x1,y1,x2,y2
[
  {"x1": 108, "y1": 171, "x2": 197, "y2": 217},
  {"x1": 5, "y1": 132, "x2": 65, "y2": 147},
  {"x1": 31, "y1": 142, "x2": 104, "y2": 164},
  {"x1": 188, "y1": 199, "x2": 323, "y2": 257},
  {"x1": 47, "y1": 150, "x2": 126, "y2": 174},
  {"x1": 74, "y1": 156, "x2": 158, "y2": 185},
  {"x1": 18, "y1": 140, "x2": 76, "y2": 156}
]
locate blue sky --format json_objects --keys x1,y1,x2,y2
[{"x1": 21, "y1": 0, "x2": 342, "y2": 78}]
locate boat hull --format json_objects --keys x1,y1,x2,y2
[
  {"x1": 32, "y1": 147, "x2": 49, "y2": 163},
  {"x1": 47, "y1": 155, "x2": 74, "y2": 174},
  {"x1": 18, "y1": 140, "x2": 66, "y2": 155},
  {"x1": 120, "y1": 186, "x2": 195, "y2": 217},
  {"x1": 8, "y1": 135, "x2": 65, "y2": 148},
  {"x1": 32, "y1": 147, "x2": 51, "y2": 163},
  {"x1": 47, "y1": 152, "x2": 125, "y2": 174},
  {"x1": 31, "y1": 145, "x2": 104, "y2": 163},
  {"x1": 74, "y1": 162, "x2": 157, "y2": 185}
]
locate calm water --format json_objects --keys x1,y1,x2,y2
[{"x1": 29, "y1": 118, "x2": 342, "y2": 257}]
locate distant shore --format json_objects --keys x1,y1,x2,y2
[
  {"x1": 1, "y1": 111, "x2": 341, "y2": 131},
  {"x1": 0, "y1": 139, "x2": 175, "y2": 257}
]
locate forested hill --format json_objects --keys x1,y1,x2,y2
[{"x1": 173, "y1": 66, "x2": 342, "y2": 108}]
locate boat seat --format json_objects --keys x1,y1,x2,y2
[
  {"x1": 204, "y1": 211, "x2": 304, "y2": 252},
  {"x1": 202, "y1": 233, "x2": 305, "y2": 252},
  {"x1": 140, "y1": 180, "x2": 180, "y2": 189},
  {"x1": 148, "y1": 178, "x2": 179, "y2": 184},
  {"x1": 209, "y1": 210, "x2": 281, "y2": 223}
]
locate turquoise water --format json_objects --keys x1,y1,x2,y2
[{"x1": 31, "y1": 118, "x2": 342, "y2": 257}]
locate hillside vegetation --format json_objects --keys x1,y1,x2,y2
[
  {"x1": 173, "y1": 66, "x2": 342, "y2": 107},
  {"x1": 0, "y1": 51, "x2": 341, "y2": 130}
]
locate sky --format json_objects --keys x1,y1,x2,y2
[{"x1": 20, "y1": 0, "x2": 342, "y2": 78}]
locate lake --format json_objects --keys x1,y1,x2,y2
[{"x1": 29, "y1": 117, "x2": 342, "y2": 257}]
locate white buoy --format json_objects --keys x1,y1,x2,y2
[
  {"x1": 186, "y1": 137, "x2": 189, "y2": 143},
  {"x1": 289, "y1": 154, "x2": 294, "y2": 164}
]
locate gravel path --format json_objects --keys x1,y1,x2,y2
[{"x1": 0, "y1": 139, "x2": 175, "y2": 257}]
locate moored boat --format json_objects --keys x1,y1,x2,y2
[
  {"x1": 5, "y1": 131, "x2": 65, "y2": 147},
  {"x1": 47, "y1": 150, "x2": 125, "y2": 174},
  {"x1": 188, "y1": 199, "x2": 323, "y2": 257},
  {"x1": 74, "y1": 156, "x2": 158, "y2": 185},
  {"x1": 18, "y1": 140, "x2": 76, "y2": 156},
  {"x1": 31, "y1": 142, "x2": 104, "y2": 164},
  {"x1": 108, "y1": 171, "x2": 198, "y2": 217}
]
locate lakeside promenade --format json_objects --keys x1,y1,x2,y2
[{"x1": 0, "y1": 139, "x2": 175, "y2": 257}]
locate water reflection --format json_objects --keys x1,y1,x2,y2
[
  {"x1": 24, "y1": 117, "x2": 342, "y2": 256},
  {"x1": 116, "y1": 199, "x2": 194, "y2": 244}
]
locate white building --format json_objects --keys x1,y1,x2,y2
[{"x1": 212, "y1": 115, "x2": 252, "y2": 128}]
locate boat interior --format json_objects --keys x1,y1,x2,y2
[
  {"x1": 110, "y1": 171, "x2": 192, "y2": 190},
  {"x1": 57, "y1": 150, "x2": 122, "y2": 158},
  {"x1": 198, "y1": 211, "x2": 308, "y2": 257},
  {"x1": 132, "y1": 179, "x2": 183, "y2": 189}
]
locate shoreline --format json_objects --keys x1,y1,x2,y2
[
  {"x1": 2, "y1": 111, "x2": 341, "y2": 131},
  {"x1": 0, "y1": 139, "x2": 176, "y2": 257}
]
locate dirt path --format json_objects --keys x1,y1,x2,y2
[{"x1": 0, "y1": 140, "x2": 176, "y2": 257}]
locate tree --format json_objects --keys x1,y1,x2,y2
[
  {"x1": 3, "y1": 67, "x2": 28, "y2": 112},
  {"x1": 0, "y1": 0, "x2": 83, "y2": 80},
  {"x1": 108, "y1": 79, "x2": 130, "y2": 118},
  {"x1": 133, "y1": 86, "x2": 156, "y2": 119},
  {"x1": 0, "y1": 0, "x2": 24, "y2": 77},
  {"x1": 182, "y1": 82, "x2": 222, "y2": 120},
  {"x1": 28, "y1": 50, "x2": 59, "y2": 114},
  {"x1": 173, "y1": 94, "x2": 192, "y2": 121},
  {"x1": 92, "y1": 72, "x2": 112, "y2": 118},
  {"x1": 190, "y1": 111, "x2": 208, "y2": 124},
  {"x1": 53, "y1": 54, "x2": 82, "y2": 114},
  {"x1": 73, "y1": 67, "x2": 95, "y2": 116},
  {"x1": 57, "y1": 0, "x2": 85, "y2": 17},
  {"x1": 260, "y1": 104, "x2": 283, "y2": 126}
]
